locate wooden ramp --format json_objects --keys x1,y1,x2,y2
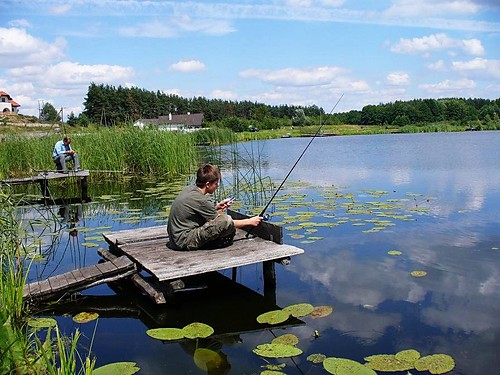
[{"x1": 23, "y1": 255, "x2": 136, "y2": 301}]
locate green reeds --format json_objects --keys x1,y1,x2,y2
[
  {"x1": 0, "y1": 128, "x2": 205, "y2": 178},
  {"x1": 0, "y1": 194, "x2": 94, "y2": 374}
]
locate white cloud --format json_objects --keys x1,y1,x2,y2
[
  {"x1": 452, "y1": 57, "x2": 500, "y2": 78},
  {"x1": 169, "y1": 60, "x2": 206, "y2": 73},
  {"x1": 427, "y1": 60, "x2": 448, "y2": 71},
  {"x1": 0, "y1": 28, "x2": 66, "y2": 68},
  {"x1": 386, "y1": 72, "x2": 410, "y2": 86},
  {"x1": 210, "y1": 89, "x2": 237, "y2": 100},
  {"x1": 49, "y1": 4, "x2": 72, "y2": 15},
  {"x1": 391, "y1": 33, "x2": 485, "y2": 56},
  {"x1": 120, "y1": 17, "x2": 234, "y2": 38},
  {"x1": 419, "y1": 78, "x2": 476, "y2": 94},
  {"x1": 385, "y1": 0, "x2": 479, "y2": 17},
  {"x1": 240, "y1": 66, "x2": 347, "y2": 86},
  {"x1": 8, "y1": 19, "x2": 31, "y2": 28}
]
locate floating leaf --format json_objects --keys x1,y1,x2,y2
[
  {"x1": 193, "y1": 348, "x2": 223, "y2": 372},
  {"x1": 282, "y1": 303, "x2": 314, "y2": 318},
  {"x1": 388, "y1": 250, "x2": 403, "y2": 256},
  {"x1": 82, "y1": 242, "x2": 99, "y2": 248},
  {"x1": 73, "y1": 312, "x2": 99, "y2": 323},
  {"x1": 324, "y1": 357, "x2": 377, "y2": 375},
  {"x1": 395, "y1": 349, "x2": 421, "y2": 363},
  {"x1": 92, "y1": 362, "x2": 140, "y2": 375},
  {"x1": 146, "y1": 327, "x2": 184, "y2": 341},
  {"x1": 272, "y1": 333, "x2": 299, "y2": 346},
  {"x1": 260, "y1": 371, "x2": 286, "y2": 375},
  {"x1": 414, "y1": 354, "x2": 455, "y2": 374},
  {"x1": 256, "y1": 310, "x2": 290, "y2": 325},
  {"x1": 262, "y1": 363, "x2": 286, "y2": 371},
  {"x1": 309, "y1": 305, "x2": 333, "y2": 319},
  {"x1": 253, "y1": 343, "x2": 302, "y2": 358},
  {"x1": 364, "y1": 354, "x2": 414, "y2": 371},
  {"x1": 307, "y1": 353, "x2": 327, "y2": 363},
  {"x1": 182, "y1": 322, "x2": 214, "y2": 339},
  {"x1": 410, "y1": 270, "x2": 427, "y2": 278},
  {"x1": 27, "y1": 317, "x2": 57, "y2": 329}
]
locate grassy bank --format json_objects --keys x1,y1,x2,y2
[{"x1": 0, "y1": 128, "x2": 217, "y2": 179}]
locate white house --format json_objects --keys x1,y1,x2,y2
[
  {"x1": 134, "y1": 112, "x2": 204, "y2": 131},
  {"x1": 0, "y1": 91, "x2": 20, "y2": 114}
]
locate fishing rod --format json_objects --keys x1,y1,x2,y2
[{"x1": 246, "y1": 93, "x2": 344, "y2": 237}]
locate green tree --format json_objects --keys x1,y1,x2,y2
[
  {"x1": 40, "y1": 102, "x2": 60, "y2": 122},
  {"x1": 291, "y1": 109, "x2": 306, "y2": 127},
  {"x1": 66, "y1": 111, "x2": 77, "y2": 126}
]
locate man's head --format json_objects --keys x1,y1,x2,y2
[
  {"x1": 196, "y1": 164, "x2": 221, "y2": 193},
  {"x1": 63, "y1": 136, "x2": 71, "y2": 145}
]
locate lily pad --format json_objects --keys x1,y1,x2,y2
[
  {"x1": 193, "y1": 348, "x2": 223, "y2": 372},
  {"x1": 272, "y1": 333, "x2": 299, "y2": 346},
  {"x1": 256, "y1": 310, "x2": 290, "y2": 325},
  {"x1": 146, "y1": 327, "x2": 184, "y2": 341},
  {"x1": 324, "y1": 357, "x2": 377, "y2": 375},
  {"x1": 309, "y1": 305, "x2": 333, "y2": 319},
  {"x1": 388, "y1": 250, "x2": 403, "y2": 256},
  {"x1": 27, "y1": 317, "x2": 57, "y2": 329},
  {"x1": 73, "y1": 312, "x2": 99, "y2": 323},
  {"x1": 182, "y1": 322, "x2": 214, "y2": 339},
  {"x1": 307, "y1": 353, "x2": 327, "y2": 363},
  {"x1": 414, "y1": 354, "x2": 455, "y2": 374},
  {"x1": 395, "y1": 349, "x2": 421, "y2": 363},
  {"x1": 364, "y1": 354, "x2": 414, "y2": 371},
  {"x1": 410, "y1": 270, "x2": 427, "y2": 277},
  {"x1": 92, "y1": 362, "x2": 140, "y2": 375},
  {"x1": 253, "y1": 343, "x2": 303, "y2": 358},
  {"x1": 282, "y1": 303, "x2": 314, "y2": 318}
]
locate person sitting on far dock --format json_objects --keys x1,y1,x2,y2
[
  {"x1": 52, "y1": 136, "x2": 81, "y2": 173},
  {"x1": 167, "y1": 164, "x2": 262, "y2": 251}
]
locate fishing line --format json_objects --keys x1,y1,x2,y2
[{"x1": 246, "y1": 93, "x2": 344, "y2": 237}]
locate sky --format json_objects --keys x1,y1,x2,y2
[{"x1": 1, "y1": 0, "x2": 500, "y2": 119}]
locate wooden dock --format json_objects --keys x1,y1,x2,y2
[
  {"x1": 23, "y1": 255, "x2": 136, "y2": 301},
  {"x1": 24, "y1": 210, "x2": 304, "y2": 304},
  {"x1": 0, "y1": 170, "x2": 89, "y2": 199}
]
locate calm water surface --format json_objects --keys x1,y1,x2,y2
[{"x1": 24, "y1": 131, "x2": 500, "y2": 374}]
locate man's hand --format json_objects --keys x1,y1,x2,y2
[{"x1": 216, "y1": 197, "x2": 234, "y2": 211}]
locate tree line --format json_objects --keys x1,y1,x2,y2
[{"x1": 46, "y1": 83, "x2": 499, "y2": 131}]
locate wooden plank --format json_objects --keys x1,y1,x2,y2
[
  {"x1": 102, "y1": 225, "x2": 168, "y2": 246},
  {"x1": 119, "y1": 230, "x2": 303, "y2": 282},
  {"x1": 24, "y1": 256, "x2": 136, "y2": 300},
  {"x1": 0, "y1": 170, "x2": 89, "y2": 186}
]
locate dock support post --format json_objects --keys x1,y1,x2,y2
[
  {"x1": 263, "y1": 261, "x2": 276, "y2": 305},
  {"x1": 39, "y1": 179, "x2": 49, "y2": 198},
  {"x1": 80, "y1": 176, "x2": 88, "y2": 201}
]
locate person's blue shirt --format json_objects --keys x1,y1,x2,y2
[{"x1": 53, "y1": 140, "x2": 71, "y2": 158}]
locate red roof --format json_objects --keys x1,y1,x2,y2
[
  {"x1": 9, "y1": 100, "x2": 20, "y2": 107},
  {"x1": 0, "y1": 91, "x2": 9, "y2": 97}
]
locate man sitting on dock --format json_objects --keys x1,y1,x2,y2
[
  {"x1": 167, "y1": 164, "x2": 262, "y2": 250},
  {"x1": 52, "y1": 136, "x2": 81, "y2": 173}
]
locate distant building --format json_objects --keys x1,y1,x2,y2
[
  {"x1": 133, "y1": 112, "x2": 204, "y2": 132},
  {"x1": 0, "y1": 91, "x2": 21, "y2": 115}
]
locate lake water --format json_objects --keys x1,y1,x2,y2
[{"x1": 23, "y1": 131, "x2": 500, "y2": 374}]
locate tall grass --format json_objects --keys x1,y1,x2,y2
[
  {"x1": 0, "y1": 128, "x2": 203, "y2": 178},
  {"x1": 0, "y1": 193, "x2": 95, "y2": 374}
]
